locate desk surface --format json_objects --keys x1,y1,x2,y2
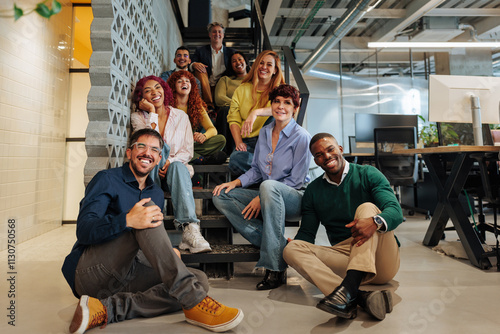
[
  {"x1": 344, "y1": 152, "x2": 375, "y2": 157},
  {"x1": 394, "y1": 145, "x2": 500, "y2": 155}
]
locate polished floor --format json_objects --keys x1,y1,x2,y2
[{"x1": 1, "y1": 214, "x2": 499, "y2": 334}]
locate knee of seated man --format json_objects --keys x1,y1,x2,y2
[
  {"x1": 283, "y1": 240, "x2": 307, "y2": 263},
  {"x1": 354, "y1": 202, "x2": 381, "y2": 219}
]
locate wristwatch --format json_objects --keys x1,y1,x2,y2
[{"x1": 373, "y1": 216, "x2": 384, "y2": 231}]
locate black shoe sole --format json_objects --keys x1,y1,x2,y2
[
  {"x1": 316, "y1": 302, "x2": 357, "y2": 319},
  {"x1": 381, "y1": 290, "x2": 393, "y2": 313}
]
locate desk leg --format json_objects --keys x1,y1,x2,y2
[
  {"x1": 422, "y1": 153, "x2": 491, "y2": 269},
  {"x1": 422, "y1": 154, "x2": 449, "y2": 246}
]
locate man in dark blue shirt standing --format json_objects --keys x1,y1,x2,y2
[{"x1": 62, "y1": 128, "x2": 243, "y2": 334}]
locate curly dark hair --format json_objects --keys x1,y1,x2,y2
[
  {"x1": 269, "y1": 84, "x2": 300, "y2": 108},
  {"x1": 167, "y1": 70, "x2": 206, "y2": 131},
  {"x1": 132, "y1": 75, "x2": 173, "y2": 111}
]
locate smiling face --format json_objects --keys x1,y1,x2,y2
[
  {"x1": 271, "y1": 96, "x2": 297, "y2": 124},
  {"x1": 126, "y1": 134, "x2": 162, "y2": 179},
  {"x1": 209, "y1": 25, "x2": 224, "y2": 46},
  {"x1": 174, "y1": 76, "x2": 191, "y2": 96},
  {"x1": 173, "y1": 49, "x2": 191, "y2": 70},
  {"x1": 311, "y1": 136, "x2": 345, "y2": 183},
  {"x1": 231, "y1": 53, "x2": 247, "y2": 76},
  {"x1": 257, "y1": 54, "x2": 277, "y2": 83},
  {"x1": 142, "y1": 79, "x2": 164, "y2": 108}
]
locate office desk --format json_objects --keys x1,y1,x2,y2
[
  {"x1": 394, "y1": 146, "x2": 500, "y2": 269},
  {"x1": 344, "y1": 153, "x2": 375, "y2": 165}
]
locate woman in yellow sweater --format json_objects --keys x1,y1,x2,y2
[
  {"x1": 168, "y1": 70, "x2": 226, "y2": 165},
  {"x1": 214, "y1": 51, "x2": 249, "y2": 154},
  {"x1": 227, "y1": 50, "x2": 285, "y2": 175}
]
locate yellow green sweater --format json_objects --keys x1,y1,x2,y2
[
  {"x1": 227, "y1": 82, "x2": 270, "y2": 139},
  {"x1": 177, "y1": 105, "x2": 217, "y2": 139}
]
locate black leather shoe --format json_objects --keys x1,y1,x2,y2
[
  {"x1": 358, "y1": 290, "x2": 392, "y2": 320},
  {"x1": 316, "y1": 286, "x2": 358, "y2": 319},
  {"x1": 256, "y1": 270, "x2": 286, "y2": 290}
]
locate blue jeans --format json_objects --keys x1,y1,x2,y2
[
  {"x1": 213, "y1": 180, "x2": 304, "y2": 271},
  {"x1": 228, "y1": 136, "x2": 258, "y2": 176},
  {"x1": 165, "y1": 162, "x2": 200, "y2": 229},
  {"x1": 151, "y1": 144, "x2": 199, "y2": 229}
]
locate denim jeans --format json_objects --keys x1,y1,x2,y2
[
  {"x1": 228, "y1": 136, "x2": 259, "y2": 176},
  {"x1": 165, "y1": 161, "x2": 200, "y2": 229},
  {"x1": 213, "y1": 180, "x2": 304, "y2": 271},
  {"x1": 150, "y1": 144, "x2": 199, "y2": 229},
  {"x1": 74, "y1": 224, "x2": 209, "y2": 323}
]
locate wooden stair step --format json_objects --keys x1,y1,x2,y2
[
  {"x1": 163, "y1": 215, "x2": 231, "y2": 229},
  {"x1": 193, "y1": 164, "x2": 230, "y2": 173},
  {"x1": 180, "y1": 244, "x2": 260, "y2": 263}
]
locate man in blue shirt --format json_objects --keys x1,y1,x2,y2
[{"x1": 62, "y1": 128, "x2": 243, "y2": 334}]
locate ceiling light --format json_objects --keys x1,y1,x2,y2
[{"x1": 368, "y1": 41, "x2": 500, "y2": 48}]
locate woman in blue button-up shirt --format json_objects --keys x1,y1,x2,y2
[{"x1": 213, "y1": 84, "x2": 312, "y2": 290}]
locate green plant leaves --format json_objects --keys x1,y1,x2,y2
[
  {"x1": 13, "y1": 4, "x2": 23, "y2": 21},
  {"x1": 35, "y1": 3, "x2": 52, "y2": 18},
  {"x1": 13, "y1": 0, "x2": 61, "y2": 20},
  {"x1": 51, "y1": 0, "x2": 62, "y2": 15}
]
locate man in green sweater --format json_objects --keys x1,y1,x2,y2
[{"x1": 283, "y1": 132, "x2": 403, "y2": 321}]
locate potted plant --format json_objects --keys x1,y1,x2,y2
[{"x1": 418, "y1": 116, "x2": 459, "y2": 147}]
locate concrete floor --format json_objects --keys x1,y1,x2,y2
[{"x1": 1, "y1": 214, "x2": 499, "y2": 334}]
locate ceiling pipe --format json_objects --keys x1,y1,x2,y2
[{"x1": 300, "y1": 0, "x2": 378, "y2": 74}]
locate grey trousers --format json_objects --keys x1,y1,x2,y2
[{"x1": 74, "y1": 223, "x2": 209, "y2": 323}]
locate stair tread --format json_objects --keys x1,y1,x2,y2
[{"x1": 180, "y1": 244, "x2": 260, "y2": 263}]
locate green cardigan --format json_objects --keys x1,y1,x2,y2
[{"x1": 295, "y1": 163, "x2": 403, "y2": 246}]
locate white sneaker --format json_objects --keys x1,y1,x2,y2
[{"x1": 179, "y1": 223, "x2": 212, "y2": 253}]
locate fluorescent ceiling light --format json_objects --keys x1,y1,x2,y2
[{"x1": 368, "y1": 41, "x2": 500, "y2": 48}]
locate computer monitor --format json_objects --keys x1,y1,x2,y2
[
  {"x1": 354, "y1": 113, "x2": 419, "y2": 143},
  {"x1": 429, "y1": 75, "x2": 500, "y2": 145},
  {"x1": 429, "y1": 75, "x2": 500, "y2": 124}
]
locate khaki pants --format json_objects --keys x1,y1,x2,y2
[{"x1": 283, "y1": 202, "x2": 400, "y2": 296}]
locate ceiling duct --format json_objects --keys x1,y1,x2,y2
[
  {"x1": 409, "y1": 17, "x2": 463, "y2": 42},
  {"x1": 300, "y1": 0, "x2": 375, "y2": 74}
]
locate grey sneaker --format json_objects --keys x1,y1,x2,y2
[{"x1": 179, "y1": 223, "x2": 212, "y2": 253}]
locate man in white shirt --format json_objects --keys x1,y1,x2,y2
[{"x1": 190, "y1": 22, "x2": 235, "y2": 109}]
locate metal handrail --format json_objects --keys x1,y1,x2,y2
[{"x1": 252, "y1": 1, "x2": 309, "y2": 126}]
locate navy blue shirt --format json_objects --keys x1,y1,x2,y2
[{"x1": 61, "y1": 163, "x2": 164, "y2": 297}]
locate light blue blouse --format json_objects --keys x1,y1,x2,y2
[{"x1": 238, "y1": 118, "x2": 312, "y2": 189}]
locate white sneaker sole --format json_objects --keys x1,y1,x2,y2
[
  {"x1": 70, "y1": 295, "x2": 89, "y2": 334},
  {"x1": 179, "y1": 242, "x2": 212, "y2": 253},
  {"x1": 186, "y1": 309, "x2": 244, "y2": 333}
]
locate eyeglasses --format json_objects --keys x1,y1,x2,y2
[
  {"x1": 264, "y1": 152, "x2": 273, "y2": 175},
  {"x1": 130, "y1": 142, "x2": 161, "y2": 154}
]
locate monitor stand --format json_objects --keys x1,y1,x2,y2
[{"x1": 470, "y1": 95, "x2": 483, "y2": 146}]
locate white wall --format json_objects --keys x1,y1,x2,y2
[{"x1": 0, "y1": 2, "x2": 72, "y2": 250}]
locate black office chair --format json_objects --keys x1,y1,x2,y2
[{"x1": 374, "y1": 126, "x2": 429, "y2": 217}]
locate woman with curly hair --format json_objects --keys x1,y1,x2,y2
[
  {"x1": 167, "y1": 70, "x2": 226, "y2": 165},
  {"x1": 130, "y1": 75, "x2": 211, "y2": 254},
  {"x1": 227, "y1": 50, "x2": 285, "y2": 176}
]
